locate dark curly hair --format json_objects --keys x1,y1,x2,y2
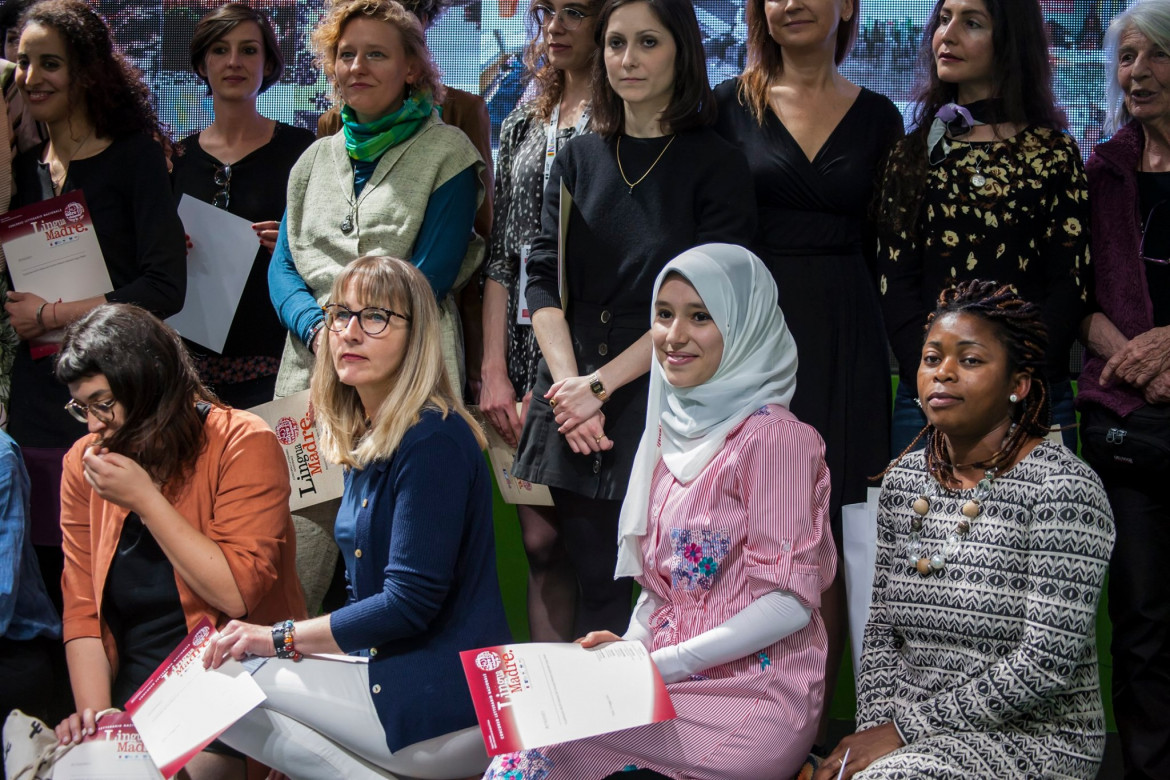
[
  {"x1": 876, "y1": 0, "x2": 1066, "y2": 239},
  {"x1": 522, "y1": 0, "x2": 603, "y2": 122},
  {"x1": 892, "y1": 280, "x2": 1052, "y2": 487},
  {"x1": 55, "y1": 304, "x2": 219, "y2": 493},
  {"x1": 23, "y1": 0, "x2": 171, "y2": 156}
]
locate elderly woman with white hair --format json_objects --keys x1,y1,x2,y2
[{"x1": 1078, "y1": 1, "x2": 1170, "y2": 777}]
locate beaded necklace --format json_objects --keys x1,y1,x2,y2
[{"x1": 905, "y1": 467, "x2": 999, "y2": 576}]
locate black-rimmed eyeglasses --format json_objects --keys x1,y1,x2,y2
[
  {"x1": 1141, "y1": 200, "x2": 1169, "y2": 265},
  {"x1": 322, "y1": 303, "x2": 412, "y2": 336},
  {"x1": 533, "y1": 5, "x2": 592, "y2": 30},
  {"x1": 212, "y1": 164, "x2": 232, "y2": 209},
  {"x1": 65, "y1": 397, "x2": 117, "y2": 424}
]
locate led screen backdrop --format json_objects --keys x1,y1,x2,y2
[{"x1": 114, "y1": 0, "x2": 1131, "y2": 155}]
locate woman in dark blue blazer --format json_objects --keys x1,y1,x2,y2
[{"x1": 206, "y1": 255, "x2": 511, "y2": 779}]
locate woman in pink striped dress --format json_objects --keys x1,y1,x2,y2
[{"x1": 484, "y1": 243, "x2": 836, "y2": 780}]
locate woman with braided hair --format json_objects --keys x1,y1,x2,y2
[{"x1": 816, "y1": 280, "x2": 1114, "y2": 780}]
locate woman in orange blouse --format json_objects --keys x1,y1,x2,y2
[{"x1": 52, "y1": 304, "x2": 305, "y2": 779}]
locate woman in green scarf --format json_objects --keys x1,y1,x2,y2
[{"x1": 268, "y1": 0, "x2": 485, "y2": 402}]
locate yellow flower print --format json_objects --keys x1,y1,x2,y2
[
  {"x1": 985, "y1": 212, "x2": 999, "y2": 228},
  {"x1": 1064, "y1": 217, "x2": 1083, "y2": 236},
  {"x1": 996, "y1": 243, "x2": 1006, "y2": 258},
  {"x1": 967, "y1": 253, "x2": 978, "y2": 271},
  {"x1": 880, "y1": 275, "x2": 888, "y2": 295},
  {"x1": 926, "y1": 204, "x2": 935, "y2": 221},
  {"x1": 942, "y1": 204, "x2": 957, "y2": 219},
  {"x1": 942, "y1": 231, "x2": 960, "y2": 247},
  {"x1": 1020, "y1": 256, "x2": 1030, "y2": 271}
]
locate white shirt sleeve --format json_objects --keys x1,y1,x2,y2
[
  {"x1": 621, "y1": 587, "x2": 661, "y2": 649},
  {"x1": 649, "y1": 589, "x2": 812, "y2": 684}
]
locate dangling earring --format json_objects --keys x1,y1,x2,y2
[
  {"x1": 1009, "y1": 393, "x2": 1019, "y2": 404},
  {"x1": 914, "y1": 397, "x2": 923, "y2": 408}
]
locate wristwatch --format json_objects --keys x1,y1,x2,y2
[{"x1": 589, "y1": 373, "x2": 608, "y2": 403}]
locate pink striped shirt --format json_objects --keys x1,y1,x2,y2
[{"x1": 486, "y1": 404, "x2": 835, "y2": 780}]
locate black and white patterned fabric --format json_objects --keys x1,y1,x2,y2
[
  {"x1": 855, "y1": 441, "x2": 1115, "y2": 780},
  {"x1": 484, "y1": 103, "x2": 588, "y2": 397}
]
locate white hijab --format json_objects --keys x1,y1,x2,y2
[{"x1": 614, "y1": 244, "x2": 799, "y2": 577}]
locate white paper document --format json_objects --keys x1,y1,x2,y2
[
  {"x1": 53, "y1": 711, "x2": 163, "y2": 780},
  {"x1": 166, "y1": 194, "x2": 259, "y2": 353},
  {"x1": 126, "y1": 618, "x2": 265, "y2": 778},
  {"x1": 461, "y1": 641, "x2": 676, "y2": 755}
]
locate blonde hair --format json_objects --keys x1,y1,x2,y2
[
  {"x1": 311, "y1": 256, "x2": 484, "y2": 469},
  {"x1": 311, "y1": 0, "x2": 445, "y2": 108}
]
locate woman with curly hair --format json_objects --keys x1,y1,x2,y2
[
  {"x1": 478, "y1": 0, "x2": 600, "y2": 642},
  {"x1": 875, "y1": 0, "x2": 1090, "y2": 456},
  {"x1": 1, "y1": 0, "x2": 185, "y2": 604},
  {"x1": 267, "y1": 0, "x2": 484, "y2": 400}
]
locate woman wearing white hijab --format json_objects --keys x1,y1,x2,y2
[{"x1": 483, "y1": 244, "x2": 836, "y2": 780}]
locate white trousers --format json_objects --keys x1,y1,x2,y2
[{"x1": 218, "y1": 657, "x2": 489, "y2": 780}]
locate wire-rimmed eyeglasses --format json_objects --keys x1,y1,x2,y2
[
  {"x1": 64, "y1": 397, "x2": 117, "y2": 424},
  {"x1": 1141, "y1": 200, "x2": 1168, "y2": 265},
  {"x1": 533, "y1": 5, "x2": 592, "y2": 30},
  {"x1": 212, "y1": 164, "x2": 232, "y2": 209},
  {"x1": 322, "y1": 303, "x2": 412, "y2": 336}
]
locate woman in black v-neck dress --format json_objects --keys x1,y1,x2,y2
[{"x1": 713, "y1": 0, "x2": 903, "y2": 742}]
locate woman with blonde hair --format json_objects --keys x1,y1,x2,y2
[{"x1": 208, "y1": 256, "x2": 511, "y2": 780}]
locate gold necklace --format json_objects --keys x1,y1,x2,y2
[{"x1": 616, "y1": 134, "x2": 676, "y2": 195}]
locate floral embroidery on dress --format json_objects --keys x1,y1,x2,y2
[
  {"x1": 670, "y1": 528, "x2": 731, "y2": 591},
  {"x1": 485, "y1": 750, "x2": 553, "y2": 779}
]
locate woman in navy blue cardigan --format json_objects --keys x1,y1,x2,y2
[{"x1": 206, "y1": 255, "x2": 511, "y2": 779}]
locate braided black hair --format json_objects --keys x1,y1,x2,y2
[{"x1": 891, "y1": 279, "x2": 1052, "y2": 487}]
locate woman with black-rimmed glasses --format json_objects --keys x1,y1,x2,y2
[
  {"x1": 205, "y1": 256, "x2": 510, "y2": 780},
  {"x1": 51, "y1": 303, "x2": 305, "y2": 780},
  {"x1": 171, "y1": 2, "x2": 315, "y2": 408}
]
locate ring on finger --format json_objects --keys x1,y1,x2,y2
[{"x1": 549, "y1": 399, "x2": 557, "y2": 408}]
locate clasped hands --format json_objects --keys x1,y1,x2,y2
[
  {"x1": 546, "y1": 375, "x2": 612, "y2": 455},
  {"x1": 1100, "y1": 325, "x2": 1170, "y2": 404}
]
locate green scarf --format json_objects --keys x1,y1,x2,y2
[{"x1": 341, "y1": 91, "x2": 434, "y2": 162}]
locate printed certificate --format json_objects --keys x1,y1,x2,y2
[
  {"x1": 460, "y1": 641, "x2": 675, "y2": 756},
  {"x1": 472, "y1": 405, "x2": 553, "y2": 506},
  {"x1": 53, "y1": 711, "x2": 163, "y2": 780},
  {"x1": 0, "y1": 191, "x2": 111, "y2": 358},
  {"x1": 126, "y1": 618, "x2": 265, "y2": 779},
  {"x1": 249, "y1": 390, "x2": 345, "y2": 511}
]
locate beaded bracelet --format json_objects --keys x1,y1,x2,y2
[{"x1": 271, "y1": 619, "x2": 302, "y2": 661}]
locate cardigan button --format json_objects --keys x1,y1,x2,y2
[
  {"x1": 362, "y1": 498, "x2": 368, "y2": 508},
  {"x1": 370, "y1": 648, "x2": 378, "y2": 656},
  {"x1": 600, "y1": 309, "x2": 611, "y2": 324},
  {"x1": 372, "y1": 684, "x2": 382, "y2": 694},
  {"x1": 592, "y1": 460, "x2": 600, "y2": 474},
  {"x1": 355, "y1": 548, "x2": 363, "y2": 558},
  {"x1": 598, "y1": 343, "x2": 608, "y2": 356}
]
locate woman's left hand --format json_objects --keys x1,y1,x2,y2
[
  {"x1": 547, "y1": 375, "x2": 603, "y2": 434},
  {"x1": 252, "y1": 220, "x2": 281, "y2": 253},
  {"x1": 1100, "y1": 325, "x2": 1170, "y2": 388},
  {"x1": 4, "y1": 291, "x2": 49, "y2": 340},
  {"x1": 81, "y1": 448, "x2": 161, "y2": 515},
  {"x1": 203, "y1": 620, "x2": 276, "y2": 670},
  {"x1": 813, "y1": 723, "x2": 904, "y2": 780}
]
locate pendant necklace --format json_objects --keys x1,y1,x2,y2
[
  {"x1": 970, "y1": 151, "x2": 987, "y2": 189},
  {"x1": 616, "y1": 134, "x2": 676, "y2": 195},
  {"x1": 341, "y1": 212, "x2": 355, "y2": 235},
  {"x1": 905, "y1": 467, "x2": 999, "y2": 576}
]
